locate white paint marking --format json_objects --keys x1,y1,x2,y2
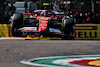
[{"x1": 52, "y1": 58, "x2": 99, "y2": 67}]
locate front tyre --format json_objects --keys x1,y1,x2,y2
[
  {"x1": 11, "y1": 13, "x2": 24, "y2": 36},
  {"x1": 62, "y1": 17, "x2": 76, "y2": 39}
]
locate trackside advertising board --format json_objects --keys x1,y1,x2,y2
[
  {"x1": 0, "y1": 24, "x2": 100, "y2": 40},
  {"x1": 0, "y1": 24, "x2": 11, "y2": 37},
  {"x1": 75, "y1": 24, "x2": 100, "y2": 40}
]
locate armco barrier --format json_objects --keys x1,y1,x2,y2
[{"x1": 0, "y1": 24, "x2": 11, "y2": 37}]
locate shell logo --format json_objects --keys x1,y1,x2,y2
[
  {"x1": 42, "y1": 28, "x2": 45, "y2": 30},
  {"x1": 41, "y1": 20, "x2": 47, "y2": 23}
]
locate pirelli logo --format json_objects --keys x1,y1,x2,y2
[{"x1": 75, "y1": 26, "x2": 97, "y2": 39}]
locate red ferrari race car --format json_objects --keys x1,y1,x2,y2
[{"x1": 11, "y1": 10, "x2": 76, "y2": 39}]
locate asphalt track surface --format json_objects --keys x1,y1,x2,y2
[{"x1": 0, "y1": 40, "x2": 100, "y2": 67}]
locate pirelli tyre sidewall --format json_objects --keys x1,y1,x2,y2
[
  {"x1": 11, "y1": 13, "x2": 24, "y2": 36},
  {"x1": 62, "y1": 18, "x2": 76, "y2": 39}
]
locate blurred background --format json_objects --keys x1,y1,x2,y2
[{"x1": 0, "y1": 0, "x2": 100, "y2": 23}]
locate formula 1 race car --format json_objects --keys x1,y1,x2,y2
[{"x1": 11, "y1": 10, "x2": 75, "y2": 39}]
